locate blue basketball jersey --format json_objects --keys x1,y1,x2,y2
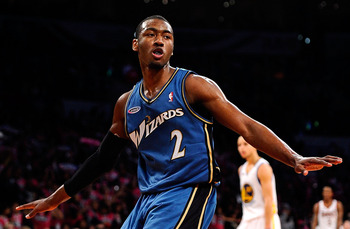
[{"x1": 125, "y1": 67, "x2": 219, "y2": 193}]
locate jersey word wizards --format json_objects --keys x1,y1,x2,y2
[{"x1": 125, "y1": 68, "x2": 219, "y2": 193}]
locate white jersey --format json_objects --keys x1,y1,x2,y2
[
  {"x1": 239, "y1": 158, "x2": 278, "y2": 221},
  {"x1": 317, "y1": 199, "x2": 338, "y2": 229}
]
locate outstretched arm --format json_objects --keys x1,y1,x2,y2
[
  {"x1": 16, "y1": 91, "x2": 130, "y2": 219},
  {"x1": 185, "y1": 74, "x2": 342, "y2": 175}
]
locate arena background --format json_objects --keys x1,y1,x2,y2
[{"x1": 1, "y1": 0, "x2": 350, "y2": 228}]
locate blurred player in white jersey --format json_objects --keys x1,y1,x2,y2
[
  {"x1": 237, "y1": 136, "x2": 281, "y2": 229},
  {"x1": 311, "y1": 186, "x2": 343, "y2": 229}
]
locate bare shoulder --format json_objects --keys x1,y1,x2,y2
[
  {"x1": 110, "y1": 90, "x2": 133, "y2": 139},
  {"x1": 258, "y1": 162, "x2": 273, "y2": 173},
  {"x1": 186, "y1": 73, "x2": 212, "y2": 82},
  {"x1": 257, "y1": 163, "x2": 273, "y2": 179},
  {"x1": 185, "y1": 73, "x2": 220, "y2": 91},
  {"x1": 117, "y1": 90, "x2": 132, "y2": 106},
  {"x1": 337, "y1": 200, "x2": 344, "y2": 208},
  {"x1": 185, "y1": 73, "x2": 225, "y2": 104},
  {"x1": 113, "y1": 90, "x2": 133, "y2": 114}
]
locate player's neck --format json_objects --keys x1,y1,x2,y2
[
  {"x1": 246, "y1": 154, "x2": 261, "y2": 165},
  {"x1": 323, "y1": 198, "x2": 333, "y2": 205},
  {"x1": 141, "y1": 65, "x2": 175, "y2": 99},
  {"x1": 245, "y1": 155, "x2": 260, "y2": 173}
]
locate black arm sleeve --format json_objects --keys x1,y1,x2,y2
[{"x1": 64, "y1": 131, "x2": 128, "y2": 197}]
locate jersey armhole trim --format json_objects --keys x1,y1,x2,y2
[{"x1": 181, "y1": 72, "x2": 213, "y2": 125}]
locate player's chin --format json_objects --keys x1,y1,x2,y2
[{"x1": 149, "y1": 62, "x2": 166, "y2": 69}]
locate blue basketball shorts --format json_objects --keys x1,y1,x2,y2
[{"x1": 121, "y1": 184, "x2": 217, "y2": 229}]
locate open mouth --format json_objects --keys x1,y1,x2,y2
[{"x1": 152, "y1": 48, "x2": 164, "y2": 59}]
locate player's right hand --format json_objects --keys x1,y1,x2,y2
[
  {"x1": 294, "y1": 155, "x2": 342, "y2": 176},
  {"x1": 16, "y1": 198, "x2": 58, "y2": 219}
]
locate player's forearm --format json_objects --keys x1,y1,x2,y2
[
  {"x1": 337, "y1": 219, "x2": 342, "y2": 229},
  {"x1": 337, "y1": 204, "x2": 344, "y2": 229},
  {"x1": 310, "y1": 216, "x2": 317, "y2": 229},
  {"x1": 242, "y1": 121, "x2": 300, "y2": 168},
  {"x1": 64, "y1": 131, "x2": 127, "y2": 196},
  {"x1": 264, "y1": 199, "x2": 273, "y2": 229}
]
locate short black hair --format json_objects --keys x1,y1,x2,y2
[{"x1": 134, "y1": 15, "x2": 171, "y2": 39}]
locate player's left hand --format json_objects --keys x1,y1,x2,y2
[{"x1": 294, "y1": 155, "x2": 342, "y2": 176}]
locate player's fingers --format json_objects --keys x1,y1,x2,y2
[
  {"x1": 294, "y1": 166, "x2": 304, "y2": 174},
  {"x1": 303, "y1": 170, "x2": 309, "y2": 176},
  {"x1": 308, "y1": 158, "x2": 332, "y2": 167},
  {"x1": 16, "y1": 203, "x2": 36, "y2": 211},
  {"x1": 322, "y1": 155, "x2": 343, "y2": 164},
  {"x1": 323, "y1": 155, "x2": 341, "y2": 159},
  {"x1": 25, "y1": 210, "x2": 39, "y2": 219},
  {"x1": 321, "y1": 161, "x2": 332, "y2": 167},
  {"x1": 295, "y1": 167, "x2": 308, "y2": 176}
]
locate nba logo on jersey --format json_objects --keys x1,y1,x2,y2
[{"x1": 169, "y1": 92, "x2": 174, "y2": 102}]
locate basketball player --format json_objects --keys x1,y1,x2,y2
[
  {"x1": 16, "y1": 15, "x2": 342, "y2": 229},
  {"x1": 236, "y1": 136, "x2": 281, "y2": 229},
  {"x1": 311, "y1": 186, "x2": 344, "y2": 229}
]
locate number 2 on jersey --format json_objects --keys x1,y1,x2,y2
[{"x1": 171, "y1": 130, "x2": 186, "y2": 160}]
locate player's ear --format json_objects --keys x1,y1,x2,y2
[{"x1": 132, "y1": 39, "x2": 138, "y2": 52}]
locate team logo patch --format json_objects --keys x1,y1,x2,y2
[
  {"x1": 128, "y1": 106, "x2": 141, "y2": 114},
  {"x1": 169, "y1": 92, "x2": 174, "y2": 102},
  {"x1": 242, "y1": 183, "x2": 254, "y2": 203}
]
